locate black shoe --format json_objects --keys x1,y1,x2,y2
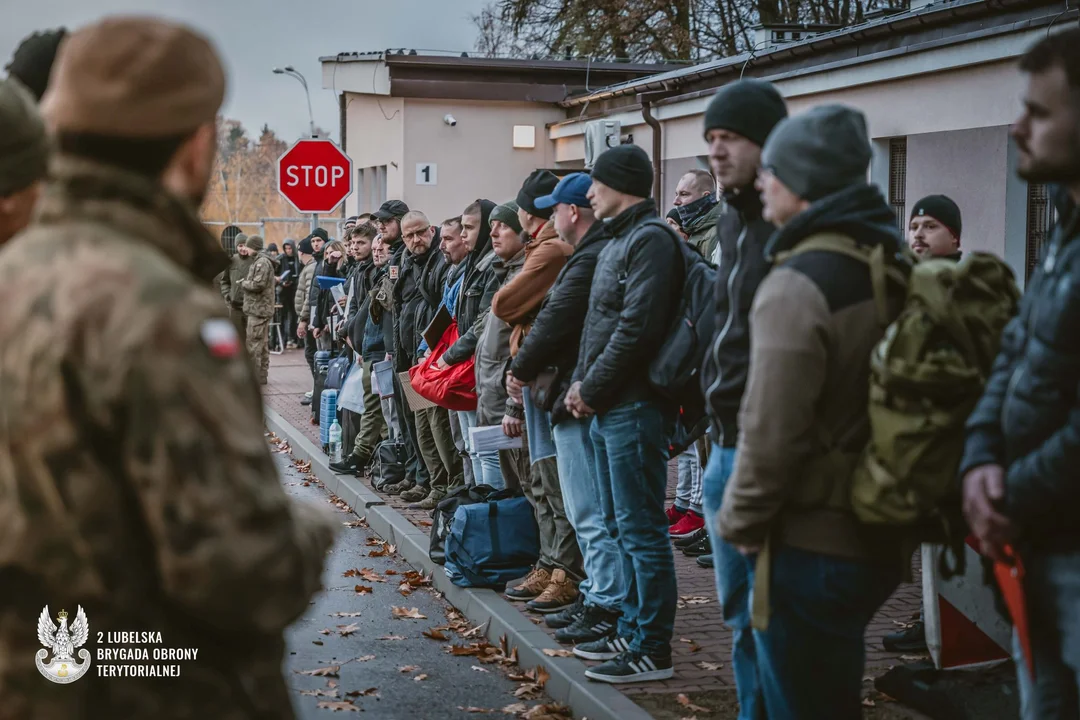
[
  {"x1": 681, "y1": 534, "x2": 710, "y2": 557},
  {"x1": 883, "y1": 621, "x2": 927, "y2": 653},
  {"x1": 556, "y1": 605, "x2": 620, "y2": 645},
  {"x1": 300, "y1": 396, "x2": 312, "y2": 406},
  {"x1": 545, "y1": 594, "x2": 585, "y2": 629},
  {"x1": 329, "y1": 457, "x2": 361, "y2": 474},
  {"x1": 674, "y1": 526, "x2": 708, "y2": 549},
  {"x1": 585, "y1": 650, "x2": 674, "y2": 684},
  {"x1": 696, "y1": 554, "x2": 714, "y2": 569},
  {"x1": 572, "y1": 634, "x2": 629, "y2": 661}
]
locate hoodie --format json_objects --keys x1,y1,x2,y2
[
  {"x1": 719, "y1": 184, "x2": 908, "y2": 560},
  {"x1": 443, "y1": 199, "x2": 497, "y2": 366}
]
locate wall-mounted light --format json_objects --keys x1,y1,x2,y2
[{"x1": 513, "y1": 125, "x2": 536, "y2": 149}]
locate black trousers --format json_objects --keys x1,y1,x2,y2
[
  {"x1": 280, "y1": 289, "x2": 298, "y2": 343},
  {"x1": 304, "y1": 332, "x2": 317, "y2": 382}
]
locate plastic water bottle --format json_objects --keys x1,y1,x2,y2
[{"x1": 328, "y1": 419, "x2": 343, "y2": 463}]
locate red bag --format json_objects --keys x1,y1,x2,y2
[{"x1": 409, "y1": 320, "x2": 478, "y2": 411}]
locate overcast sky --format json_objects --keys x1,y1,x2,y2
[{"x1": 0, "y1": 0, "x2": 488, "y2": 141}]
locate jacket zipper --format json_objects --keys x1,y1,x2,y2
[{"x1": 706, "y1": 223, "x2": 748, "y2": 446}]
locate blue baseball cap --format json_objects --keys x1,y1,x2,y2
[{"x1": 534, "y1": 172, "x2": 593, "y2": 210}]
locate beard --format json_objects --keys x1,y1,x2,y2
[{"x1": 1017, "y1": 131, "x2": 1080, "y2": 184}]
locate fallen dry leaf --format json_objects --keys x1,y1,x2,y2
[
  {"x1": 462, "y1": 621, "x2": 488, "y2": 638},
  {"x1": 502, "y1": 703, "x2": 528, "y2": 714},
  {"x1": 398, "y1": 665, "x2": 420, "y2": 673},
  {"x1": 345, "y1": 688, "x2": 379, "y2": 698},
  {"x1": 319, "y1": 628, "x2": 332, "y2": 635},
  {"x1": 312, "y1": 640, "x2": 324, "y2": 646},
  {"x1": 343, "y1": 569, "x2": 360, "y2": 578},
  {"x1": 296, "y1": 665, "x2": 340, "y2": 677},
  {"x1": 413, "y1": 673, "x2": 428, "y2": 682},
  {"x1": 541, "y1": 648, "x2": 574, "y2": 657},
  {"x1": 343, "y1": 517, "x2": 368, "y2": 528},
  {"x1": 391, "y1": 606, "x2": 426, "y2": 620},
  {"x1": 315, "y1": 700, "x2": 360, "y2": 712},
  {"x1": 458, "y1": 708, "x2": 493, "y2": 714},
  {"x1": 899, "y1": 654, "x2": 930, "y2": 662},
  {"x1": 350, "y1": 655, "x2": 376, "y2": 663},
  {"x1": 471, "y1": 665, "x2": 489, "y2": 673},
  {"x1": 336, "y1": 623, "x2": 360, "y2": 637},
  {"x1": 358, "y1": 568, "x2": 387, "y2": 584},
  {"x1": 331, "y1": 612, "x2": 362, "y2": 618},
  {"x1": 354, "y1": 585, "x2": 373, "y2": 595},
  {"x1": 299, "y1": 688, "x2": 339, "y2": 698},
  {"x1": 523, "y1": 704, "x2": 573, "y2": 719},
  {"x1": 327, "y1": 680, "x2": 338, "y2": 689},
  {"x1": 423, "y1": 629, "x2": 449, "y2": 641},
  {"x1": 696, "y1": 661, "x2": 724, "y2": 671},
  {"x1": 676, "y1": 694, "x2": 711, "y2": 713},
  {"x1": 419, "y1": 519, "x2": 433, "y2": 527},
  {"x1": 384, "y1": 569, "x2": 399, "y2": 575},
  {"x1": 379, "y1": 635, "x2": 406, "y2": 641}
]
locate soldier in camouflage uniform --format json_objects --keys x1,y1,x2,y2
[
  {"x1": 0, "y1": 18, "x2": 335, "y2": 720},
  {"x1": 240, "y1": 234, "x2": 275, "y2": 384},
  {"x1": 219, "y1": 234, "x2": 253, "y2": 337}
]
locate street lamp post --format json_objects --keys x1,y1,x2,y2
[{"x1": 273, "y1": 65, "x2": 319, "y2": 231}]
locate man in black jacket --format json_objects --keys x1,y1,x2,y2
[
  {"x1": 441, "y1": 199, "x2": 502, "y2": 487},
  {"x1": 960, "y1": 30, "x2": 1080, "y2": 716},
  {"x1": 510, "y1": 172, "x2": 622, "y2": 644},
  {"x1": 278, "y1": 239, "x2": 300, "y2": 347},
  {"x1": 393, "y1": 211, "x2": 462, "y2": 510},
  {"x1": 696, "y1": 79, "x2": 787, "y2": 717},
  {"x1": 564, "y1": 145, "x2": 679, "y2": 684}
]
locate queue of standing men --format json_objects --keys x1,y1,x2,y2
[{"x1": 0, "y1": 14, "x2": 1078, "y2": 720}]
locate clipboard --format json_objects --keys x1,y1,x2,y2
[
  {"x1": 398, "y1": 370, "x2": 437, "y2": 411},
  {"x1": 422, "y1": 305, "x2": 453, "y2": 351}
]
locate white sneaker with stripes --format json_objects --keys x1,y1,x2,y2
[
  {"x1": 584, "y1": 651, "x2": 674, "y2": 684},
  {"x1": 571, "y1": 635, "x2": 630, "y2": 661}
]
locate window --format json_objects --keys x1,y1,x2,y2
[
  {"x1": 888, "y1": 138, "x2": 907, "y2": 234},
  {"x1": 1026, "y1": 182, "x2": 1056, "y2": 281}
]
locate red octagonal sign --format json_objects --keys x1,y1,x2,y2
[{"x1": 277, "y1": 138, "x2": 353, "y2": 214}]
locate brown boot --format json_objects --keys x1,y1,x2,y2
[
  {"x1": 526, "y1": 569, "x2": 579, "y2": 614},
  {"x1": 504, "y1": 567, "x2": 551, "y2": 602}
]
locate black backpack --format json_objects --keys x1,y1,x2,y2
[{"x1": 636, "y1": 219, "x2": 717, "y2": 422}]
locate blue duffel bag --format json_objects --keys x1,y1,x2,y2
[{"x1": 444, "y1": 494, "x2": 539, "y2": 589}]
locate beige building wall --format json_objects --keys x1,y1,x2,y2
[
  {"x1": 399, "y1": 99, "x2": 565, "y2": 222},
  {"x1": 343, "y1": 93, "x2": 404, "y2": 217}
]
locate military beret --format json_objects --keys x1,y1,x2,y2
[
  {"x1": 41, "y1": 17, "x2": 226, "y2": 138},
  {"x1": 0, "y1": 79, "x2": 48, "y2": 197}
]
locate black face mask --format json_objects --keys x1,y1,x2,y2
[{"x1": 676, "y1": 192, "x2": 718, "y2": 227}]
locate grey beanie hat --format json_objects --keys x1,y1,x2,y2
[
  {"x1": 489, "y1": 201, "x2": 523, "y2": 235},
  {"x1": 762, "y1": 105, "x2": 871, "y2": 203},
  {"x1": 0, "y1": 78, "x2": 48, "y2": 197}
]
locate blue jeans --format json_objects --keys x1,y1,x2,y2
[
  {"x1": 552, "y1": 417, "x2": 626, "y2": 612},
  {"x1": 590, "y1": 401, "x2": 676, "y2": 656},
  {"x1": 1014, "y1": 552, "x2": 1080, "y2": 719},
  {"x1": 522, "y1": 387, "x2": 556, "y2": 462},
  {"x1": 753, "y1": 546, "x2": 901, "y2": 720},
  {"x1": 458, "y1": 410, "x2": 504, "y2": 489},
  {"x1": 702, "y1": 445, "x2": 761, "y2": 720}
]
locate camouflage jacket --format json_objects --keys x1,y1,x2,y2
[
  {"x1": 219, "y1": 253, "x2": 253, "y2": 308},
  {"x1": 241, "y1": 253, "x2": 276, "y2": 318},
  {"x1": 0, "y1": 156, "x2": 335, "y2": 720}
]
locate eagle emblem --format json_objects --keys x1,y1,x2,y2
[{"x1": 35, "y1": 606, "x2": 91, "y2": 684}]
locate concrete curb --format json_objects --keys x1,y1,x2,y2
[{"x1": 266, "y1": 408, "x2": 654, "y2": 720}]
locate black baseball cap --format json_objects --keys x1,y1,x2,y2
[{"x1": 373, "y1": 200, "x2": 410, "y2": 221}]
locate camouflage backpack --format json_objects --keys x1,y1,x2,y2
[{"x1": 779, "y1": 234, "x2": 1021, "y2": 533}]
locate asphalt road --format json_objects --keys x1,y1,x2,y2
[{"x1": 276, "y1": 452, "x2": 556, "y2": 718}]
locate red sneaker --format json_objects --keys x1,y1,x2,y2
[
  {"x1": 666, "y1": 505, "x2": 686, "y2": 527},
  {"x1": 669, "y1": 510, "x2": 704, "y2": 539}
]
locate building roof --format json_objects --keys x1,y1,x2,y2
[
  {"x1": 320, "y1": 50, "x2": 682, "y2": 103},
  {"x1": 559, "y1": 0, "x2": 1066, "y2": 109}
]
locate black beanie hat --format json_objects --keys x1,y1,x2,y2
[
  {"x1": 911, "y1": 195, "x2": 962, "y2": 239},
  {"x1": 703, "y1": 79, "x2": 788, "y2": 148},
  {"x1": 665, "y1": 207, "x2": 682, "y2": 225},
  {"x1": 516, "y1": 170, "x2": 559, "y2": 220},
  {"x1": 311, "y1": 228, "x2": 329, "y2": 242},
  {"x1": 298, "y1": 237, "x2": 314, "y2": 254},
  {"x1": 590, "y1": 144, "x2": 653, "y2": 199}
]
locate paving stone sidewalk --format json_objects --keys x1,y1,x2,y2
[{"x1": 265, "y1": 349, "x2": 924, "y2": 701}]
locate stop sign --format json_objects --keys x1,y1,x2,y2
[{"x1": 277, "y1": 138, "x2": 353, "y2": 214}]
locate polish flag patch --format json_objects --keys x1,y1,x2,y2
[{"x1": 200, "y1": 319, "x2": 241, "y2": 358}]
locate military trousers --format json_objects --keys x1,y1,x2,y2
[
  {"x1": 230, "y1": 304, "x2": 247, "y2": 339},
  {"x1": 246, "y1": 314, "x2": 271, "y2": 384},
  {"x1": 350, "y1": 359, "x2": 387, "y2": 465},
  {"x1": 414, "y1": 406, "x2": 463, "y2": 495}
]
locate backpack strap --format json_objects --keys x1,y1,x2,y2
[{"x1": 775, "y1": 232, "x2": 901, "y2": 328}]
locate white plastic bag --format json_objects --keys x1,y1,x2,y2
[{"x1": 337, "y1": 362, "x2": 366, "y2": 415}]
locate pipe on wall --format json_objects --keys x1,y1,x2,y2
[{"x1": 640, "y1": 98, "x2": 663, "y2": 208}]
